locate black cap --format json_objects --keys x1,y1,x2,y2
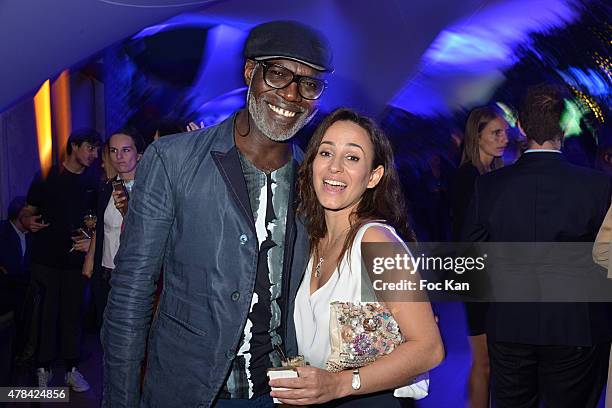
[{"x1": 244, "y1": 20, "x2": 333, "y2": 72}]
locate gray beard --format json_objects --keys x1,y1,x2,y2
[{"x1": 248, "y1": 91, "x2": 316, "y2": 142}]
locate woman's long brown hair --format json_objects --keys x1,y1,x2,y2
[
  {"x1": 461, "y1": 106, "x2": 505, "y2": 174},
  {"x1": 296, "y1": 108, "x2": 415, "y2": 269}
]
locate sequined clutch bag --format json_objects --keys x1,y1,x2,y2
[{"x1": 326, "y1": 301, "x2": 404, "y2": 372}]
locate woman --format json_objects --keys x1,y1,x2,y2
[
  {"x1": 449, "y1": 106, "x2": 508, "y2": 408},
  {"x1": 82, "y1": 128, "x2": 144, "y2": 326},
  {"x1": 100, "y1": 141, "x2": 118, "y2": 182},
  {"x1": 270, "y1": 109, "x2": 444, "y2": 406}
]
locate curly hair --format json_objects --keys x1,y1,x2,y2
[{"x1": 296, "y1": 108, "x2": 414, "y2": 268}]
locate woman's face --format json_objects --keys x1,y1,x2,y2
[
  {"x1": 109, "y1": 133, "x2": 140, "y2": 176},
  {"x1": 479, "y1": 116, "x2": 509, "y2": 159},
  {"x1": 312, "y1": 121, "x2": 384, "y2": 214}
]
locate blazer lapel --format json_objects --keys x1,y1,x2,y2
[
  {"x1": 211, "y1": 147, "x2": 255, "y2": 233},
  {"x1": 11, "y1": 227, "x2": 23, "y2": 260}
]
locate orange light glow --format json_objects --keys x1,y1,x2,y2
[
  {"x1": 52, "y1": 70, "x2": 72, "y2": 162},
  {"x1": 34, "y1": 80, "x2": 53, "y2": 178}
]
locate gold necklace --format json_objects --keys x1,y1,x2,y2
[{"x1": 314, "y1": 231, "x2": 348, "y2": 278}]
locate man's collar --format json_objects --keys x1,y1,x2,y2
[
  {"x1": 523, "y1": 149, "x2": 562, "y2": 154},
  {"x1": 10, "y1": 220, "x2": 26, "y2": 235}
]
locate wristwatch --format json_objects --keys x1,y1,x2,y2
[{"x1": 351, "y1": 368, "x2": 361, "y2": 390}]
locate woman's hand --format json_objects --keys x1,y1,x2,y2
[
  {"x1": 82, "y1": 234, "x2": 96, "y2": 278},
  {"x1": 82, "y1": 256, "x2": 94, "y2": 278},
  {"x1": 112, "y1": 190, "x2": 128, "y2": 216},
  {"x1": 185, "y1": 121, "x2": 204, "y2": 132},
  {"x1": 269, "y1": 366, "x2": 349, "y2": 405}
]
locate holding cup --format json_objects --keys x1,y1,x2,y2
[
  {"x1": 70, "y1": 226, "x2": 91, "y2": 253},
  {"x1": 267, "y1": 355, "x2": 305, "y2": 404}
]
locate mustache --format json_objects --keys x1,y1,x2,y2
[{"x1": 259, "y1": 94, "x2": 306, "y2": 114}]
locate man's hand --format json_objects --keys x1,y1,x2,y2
[
  {"x1": 72, "y1": 238, "x2": 91, "y2": 253},
  {"x1": 21, "y1": 214, "x2": 50, "y2": 232}
]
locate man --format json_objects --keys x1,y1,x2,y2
[
  {"x1": 102, "y1": 21, "x2": 333, "y2": 407},
  {"x1": 21, "y1": 129, "x2": 101, "y2": 390},
  {"x1": 0, "y1": 197, "x2": 30, "y2": 330},
  {"x1": 464, "y1": 84, "x2": 611, "y2": 407},
  {"x1": 0, "y1": 196, "x2": 30, "y2": 279}
]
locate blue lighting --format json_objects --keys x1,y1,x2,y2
[
  {"x1": 391, "y1": 0, "x2": 579, "y2": 116},
  {"x1": 423, "y1": 0, "x2": 577, "y2": 70},
  {"x1": 557, "y1": 67, "x2": 611, "y2": 98}
]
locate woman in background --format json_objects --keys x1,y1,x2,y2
[
  {"x1": 100, "y1": 141, "x2": 117, "y2": 182},
  {"x1": 449, "y1": 106, "x2": 508, "y2": 408},
  {"x1": 82, "y1": 128, "x2": 144, "y2": 326}
]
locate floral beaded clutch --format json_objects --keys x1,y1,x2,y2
[{"x1": 326, "y1": 301, "x2": 404, "y2": 372}]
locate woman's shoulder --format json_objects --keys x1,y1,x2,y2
[
  {"x1": 455, "y1": 162, "x2": 479, "y2": 179},
  {"x1": 357, "y1": 221, "x2": 402, "y2": 244}
]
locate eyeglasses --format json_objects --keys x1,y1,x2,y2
[{"x1": 259, "y1": 61, "x2": 327, "y2": 100}]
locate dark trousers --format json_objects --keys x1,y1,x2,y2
[
  {"x1": 213, "y1": 394, "x2": 274, "y2": 408},
  {"x1": 488, "y1": 340, "x2": 610, "y2": 408},
  {"x1": 31, "y1": 262, "x2": 86, "y2": 365},
  {"x1": 315, "y1": 391, "x2": 416, "y2": 408},
  {"x1": 91, "y1": 266, "x2": 111, "y2": 328}
]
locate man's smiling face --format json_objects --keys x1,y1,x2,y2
[{"x1": 245, "y1": 59, "x2": 321, "y2": 142}]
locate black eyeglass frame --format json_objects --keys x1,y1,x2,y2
[{"x1": 258, "y1": 61, "x2": 328, "y2": 100}]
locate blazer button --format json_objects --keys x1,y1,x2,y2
[
  {"x1": 226, "y1": 349, "x2": 235, "y2": 359},
  {"x1": 239, "y1": 234, "x2": 248, "y2": 245},
  {"x1": 231, "y1": 291, "x2": 240, "y2": 301}
]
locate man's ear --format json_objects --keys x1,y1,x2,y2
[
  {"x1": 244, "y1": 60, "x2": 257, "y2": 86},
  {"x1": 517, "y1": 120, "x2": 526, "y2": 138}
]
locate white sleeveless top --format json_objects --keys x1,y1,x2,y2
[{"x1": 293, "y1": 222, "x2": 429, "y2": 399}]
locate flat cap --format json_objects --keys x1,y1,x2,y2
[{"x1": 244, "y1": 20, "x2": 333, "y2": 72}]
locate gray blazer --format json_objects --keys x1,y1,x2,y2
[{"x1": 101, "y1": 114, "x2": 309, "y2": 408}]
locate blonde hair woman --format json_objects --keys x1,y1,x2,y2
[{"x1": 450, "y1": 106, "x2": 508, "y2": 408}]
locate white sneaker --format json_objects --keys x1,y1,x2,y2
[
  {"x1": 65, "y1": 367, "x2": 91, "y2": 392},
  {"x1": 37, "y1": 367, "x2": 52, "y2": 388}
]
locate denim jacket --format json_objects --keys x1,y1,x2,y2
[{"x1": 101, "y1": 114, "x2": 309, "y2": 407}]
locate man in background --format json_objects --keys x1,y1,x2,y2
[
  {"x1": 21, "y1": 129, "x2": 101, "y2": 391},
  {"x1": 464, "y1": 84, "x2": 611, "y2": 407},
  {"x1": 0, "y1": 196, "x2": 30, "y2": 280}
]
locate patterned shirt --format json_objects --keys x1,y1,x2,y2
[{"x1": 222, "y1": 152, "x2": 293, "y2": 399}]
